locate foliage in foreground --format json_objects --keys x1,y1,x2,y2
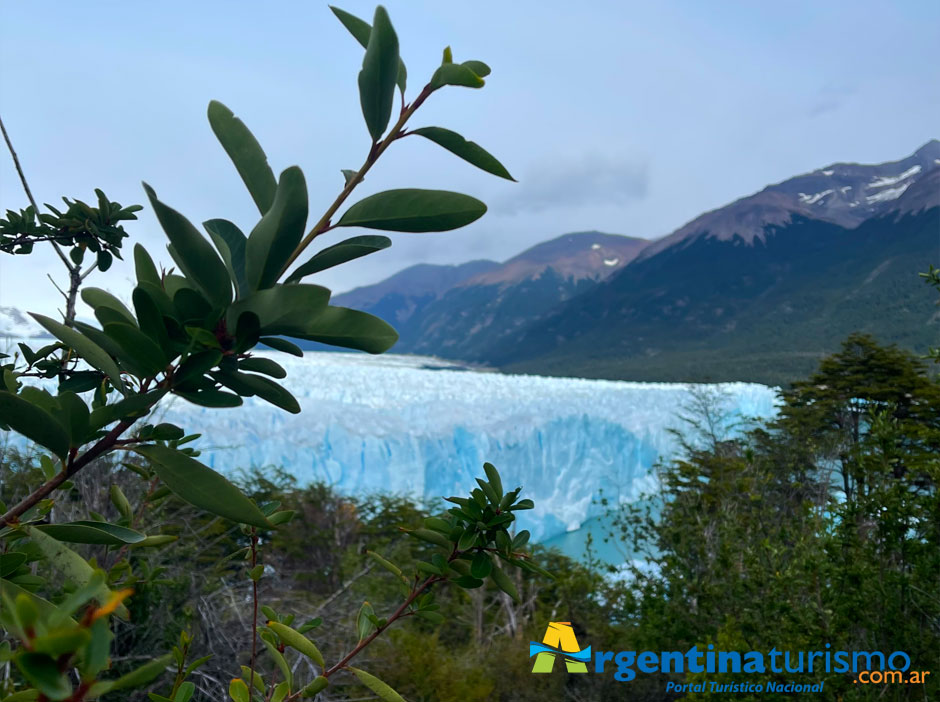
[{"x1": 0, "y1": 5, "x2": 546, "y2": 701}]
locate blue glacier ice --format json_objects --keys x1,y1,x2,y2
[{"x1": 150, "y1": 352, "x2": 779, "y2": 544}]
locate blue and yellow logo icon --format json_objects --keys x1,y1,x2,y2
[{"x1": 530, "y1": 622, "x2": 591, "y2": 673}]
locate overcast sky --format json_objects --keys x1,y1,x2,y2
[{"x1": 1, "y1": 0, "x2": 938, "y2": 317}]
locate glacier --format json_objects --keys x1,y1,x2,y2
[
  {"x1": 150, "y1": 352, "x2": 779, "y2": 544},
  {"x1": 0, "y1": 344, "x2": 779, "y2": 550}
]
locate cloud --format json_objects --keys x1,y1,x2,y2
[{"x1": 496, "y1": 152, "x2": 649, "y2": 214}]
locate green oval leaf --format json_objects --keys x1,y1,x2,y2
[
  {"x1": 103, "y1": 322, "x2": 168, "y2": 375},
  {"x1": 266, "y1": 621, "x2": 325, "y2": 667},
  {"x1": 31, "y1": 314, "x2": 125, "y2": 393},
  {"x1": 135, "y1": 444, "x2": 270, "y2": 528},
  {"x1": 237, "y1": 357, "x2": 286, "y2": 378},
  {"x1": 348, "y1": 666, "x2": 407, "y2": 702},
  {"x1": 330, "y1": 5, "x2": 406, "y2": 95},
  {"x1": 337, "y1": 189, "x2": 486, "y2": 232},
  {"x1": 461, "y1": 60, "x2": 490, "y2": 77},
  {"x1": 358, "y1": 6, "x2": 399, "y2": 141},
  {"x1": 134, "y1": 244, "x2": 161, "y2": 286},
  {"x1": 228, "y1": 284, "x2": 330, "y2": 337},
  {"x1": 430, "y1": 62, "x2": 485, "y2": 90},
  {"x1": 35, "y1": 521, "x2": 145, "y2": 546},
  {"x1": 0, "y1": 553, "x2": 27, "y2": 578},
  {"x1": 143, "y1": 183, "x2": 232, "y2": 308},
  {"x1": 285, "y1": 235, "x2": 391, "y2": 283},
  {"x1": 489, "y1": 564, "x2": 520, "y2": 602},
  {"x1": 175, "y1": 389, "x2": 243, "y2": 408},
  {"x1": 204, "y1": 218, "x2": 249, "y2": 297},
  {"x1": 212, "y1": 371, "x2": 300, "y2": 414},
  {"x1": 412, "y1": 127, "x2": 514, "y2": 180},
  {"x1": 23, "y1": 527, "x2": 127, "y2": 618},
  {"x1": 207, "y1": 101, "x2": 277, "y2": 215},
  {"x1": 259, "y1": 337, "x2": 303, "y2": 357},
  {"x1": 82, "y1": 288, "x2": 137, "y2": 326},
  {"x1": 0, "y1": 392, "x2": 70, "y2": 460},
  {"x1": 14, "y1": 653, "x2": 71, "y2": 700},
  {"x1": 245, "y1": 167, "x2": 308, "y2": 290},
  {"x1": 290, "y1": 306, "x2": 398, "y2": 354}
]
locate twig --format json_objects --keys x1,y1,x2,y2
[
  {"x1": 0, "y1": 112, "x2": 73, "y2": 271},
  {"x1": 278, "y1": 84, "x2": 434, "y2": 276}
]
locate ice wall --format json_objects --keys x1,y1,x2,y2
[{"x1": 149, "y1": 352, "x2": 779, "y2": 541}]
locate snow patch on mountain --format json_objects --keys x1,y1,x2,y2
[
  {"x1": 866, "y1": 183, "x2": 912, "y2": 204},
  {"x1": 868, "y1": 165, "x2": 921, "y2": 189}
]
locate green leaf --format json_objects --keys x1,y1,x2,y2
[
  {"x1": 14, "y1": 653, "x2": 71, "y2": 701},
  {"x1": 204, "y1": 219, "x2": 249, "y2": 298},
  {"x1": 0, "y1": 553, "x2": 26, "y2": 578},
  {"x1": 367, "y1": 550, "x2": 402, "y2": 577},
  {"x1": 96, "y1": 653, "x2": 173, "y2": 694},
  {"x1": 88, "y1": 388, "x2": 166, "y2": 432},
  {"x1": 175, "y1": 389, "x2": 242, "y2": 408},
  {"x1": 483, "y1": 462, "x2": 503, "y2": 497},
  {"x1": 207, "y1": 101, "x2": 277, "y2": 214},
  {"x1": 35, "y1": 521, "x2": 145, "y2": 546},
  {"x1": 331, "y1": 6, "x2": 407, "y2": 95},
  {"x1": 104, "y1": 322, "x2": 168, "y2": 375},
  {"x1": 259, "y1": 634, "x2": 292, "y2": 689},
  {"x1": 357, "y1": 6, "x2": 399, "y2": 141},
  {"x1": 82, "y1": 288, "x2": 137, "y2": 326},
  {"x1": 348, "y1": 667, "x2": 406, "y2": 702},
  {"x1": 228, "y1": 284, "x2": 330, "y2": 337},
  {"x1": 470, "y1": 551, "x2": 492, "y2": 579},
  {"x1": 489, "y1": 564, "x2": 519, "y2": 602},
  {"x1": 300, "y1": 676, "x2": 328, "y2": 697},
  {"x1": 266, "y1": 621, "x2": 325, "y2": 668},
  {"x1": 134, "y1": 244, "x2": 162, "y2": 286},
  {"x1": 356, "y1": 602, "x2": 377, "y2": 641},
  {"x1": 509, "y1": 499, "x2": 534, "y2": 510},
  {"x1": 457, "y1": 528, "x2": 479, "y2": 551},
  {"x1": 259, "y1": 336, "x2": 303, "y2": 357},
  {"x1": 511, "y1": 530, "x2": 530, "y2": 550},
  {"x1": 409, "y1": 528, "x2": 451, "y2": 549},
  {"x1": 245, "y1": 167, "x2": 308, "y2": 290},
  {"x1": 412, "y1": 127, "x2": 514, "y2": 180},
  {"x1": 0, "y1": 391, "x2": 69, "y2": 460},
  {"x1": 461, "y1": 60, "x2": 491, "y2": 77},
  {"x1": 132, "y1": 287, "x2": 173, "y2": 356},
  {"x1": 285, "y1": 235, "x2": 391, "y2": 283},
  {"x1": 337, "y1": 189, "x2": 486, "y2": 232},
  {"x1": 143, "y1": 183, "x2": 232, "y2": 308},
  {"x1": 430, "y1": 62, "x2": 485, "y2": 90},
  {"x1": 31, "y1": 314, "x2": 125, "y2": 393},
  {"x1": 23, "y1": 527, "x2": 126, "y2": 618},
  {"x1": 237, "y1": 357, "x2": 286, "y2": 378},
  {"x1": 229, "y1": 678, "x2": 250, "y2": 702},
  {"x1": 135, "y1": 444, "x2": 270, "y2": 528},
  {"x1": 213, "y1": 371, "x2": 301, "y2": 414},
  {"x1": 291, "y1": 306, "x2": 397, "y2": 354},
  {"x1": 270, "y1": 680, "x2": 291, "y2": 702}
]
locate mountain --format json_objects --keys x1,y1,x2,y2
[
  {"x1": 489, "y1": 142, "x2": 940, "y2": 385},
  {"x1": 333, "y1": 260, "x2": 498, "y2": 328},
  {"x1": 637, "y1": 139, "x2": 940, "y2": 260},
  {"x1": 333, "y1": 231, "x2": 648, "y2": 358}
]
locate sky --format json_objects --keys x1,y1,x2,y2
[{"x1": 1, "y1": 0, "x2": 938, "y2": 317}]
